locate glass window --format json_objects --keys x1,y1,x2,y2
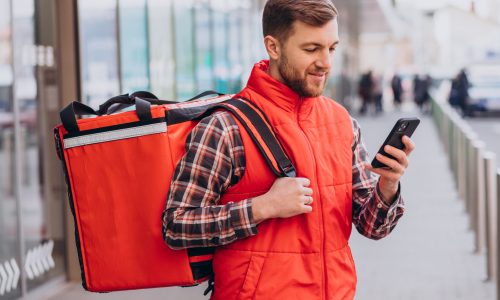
[
  {"x1": 211, "y1": 0, "x2": 229, "y2": 93},
  {"x1": 78, "y1": 0, "x2": 119, "y2": 108},
  {"x1": 12, "y1": 0, "x2": 66, "y2": 292},
  {"x1": 148, "y1": 0, "x2": 175, "y2": 100},
  {"x1": 118, "y1": 0, "x2": 150, "y2": 93},
  {"x1": 250, "y1": 3, "x2": 266, "y2": 63},
  {"x1": 239, "y1": 0, "x2": 254, "y2": 84},
  {"x1": 194, "y1": 0, "x2": 214, "y2": 93},
  {"x1": 0, "y1": 0, "x2": 21, "y2": 298},
  {"x1": 173, "y1": 0, "x2": 196, "y2": 99},
  {"x1": 227, "y1": 5, "x2": 242, "y2": 93}
]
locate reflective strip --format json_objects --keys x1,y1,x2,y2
[
  {"x1": 63, "y1": 122, "x2": 167, "y2": 149},
  {"x1": 166, "y1": 95, "x2": 232, "y2": 109}
]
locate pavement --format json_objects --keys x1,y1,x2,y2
[
  {"x1": 39, "y1": 103, "x2": 496, "y2": 300},
  {"x1": 351, "y1": 106, "x2": 495, "y2": 300}
]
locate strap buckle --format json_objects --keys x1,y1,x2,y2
[
  {"x1": 279, "y1": 162, "x2": 296, "y2": 177},
  {"x1": 203, "y1": 274, "x2": 215, "y2": 296}
]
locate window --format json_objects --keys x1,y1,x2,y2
[
  {"x1": 119, "y1": 0, "x2": 150, "y2": 93},
  {"x1": 148, "y1": 0, "x2": 175, "y2": 99},
  {"x1": 194, "y1": 0, "x2": 214, "y2": 93},
  {"x1": 227, "y1": 5, "x2": 242, "y2": 93},
  {"x1": 239, "y1": 0, "x2": 254, "y2": 83},
  {"x1": 211, "y1": 0, "x2": 229, "y2": 93},
  {"x1": 173, "y1": 0, "x2": 196, "y2": 99},
  {"x1": 78, "y1": 0, "x2": 120, "y2": 108},
  {"x1": 0, "y1": 1, "x2": 21, "y2": 298}
]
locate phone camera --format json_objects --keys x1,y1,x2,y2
[{"x1": 398, "y1": 122, "x2": 408, "y2": 132}]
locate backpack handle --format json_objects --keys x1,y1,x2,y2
[
  {"x1": 98, "y1": 90, "x2": 224, "y2": 115},
  {"x1": 98, "y1": 91, "x2": 166, "y2": 115},
  {"x1": 60, "y1": 97, "x2": 152, "y2": 134},
  {"x1": 61, "y1": 90, "x2": 226, "y2": 133}
]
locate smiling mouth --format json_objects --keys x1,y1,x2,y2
[
  {"x1": 309, "y1": 73, "x2": 326, "y2": 77},
  {"x1": 308, "y1": 73, "x2": 327, "y2": 84}
]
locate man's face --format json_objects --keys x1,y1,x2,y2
[{"x1": 277, "y1": 19, "x2": 339, "y2": 97}]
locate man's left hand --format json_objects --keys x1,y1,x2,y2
[{"x1": 364, "y1": 135, "x2": 415, "y2": 204}]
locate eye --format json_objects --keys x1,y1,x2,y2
[
  {"x1": 329, "y1": 47, "x2": 337, "y2": 53},
  {"x1": 304, "y1": 48, "x2": 317, "y2": 53}
]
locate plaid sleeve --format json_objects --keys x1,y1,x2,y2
[
  {"x1": 351, "y1": 117, "x2": 405, "y2": 240},
  {"x1": 162, "y1": 111, "x2": 258, "y2": 250}
]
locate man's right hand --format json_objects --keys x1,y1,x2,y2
[{"x1": 252, "y1": 177, "x2": 313, "y2": 224}]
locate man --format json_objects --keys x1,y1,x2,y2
[
  {"x1": 391, "y1": 73, "x2": 403, "y2": 109},
  {"x1": 162, "y1": 1, "x2": 415, "y2": 299},
  {"x1": 358, "y1": 70, "x2": 373, "y2": 115},
  {"x1": 371, "y1": 71, "x2": 383, "y2": 114}
]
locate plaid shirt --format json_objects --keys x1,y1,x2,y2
[{"x1": 162, "y1": 111, "x2": 405, "y2": 249}]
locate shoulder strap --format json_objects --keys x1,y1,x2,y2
[{"x1": 212, "y1": 98, "x2": 296, "y2": 178}]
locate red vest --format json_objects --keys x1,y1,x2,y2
[{"x1": 212, "y1": 60, "x2": 355, "y2": 300}]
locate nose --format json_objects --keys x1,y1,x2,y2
[{"x1": 316, "y1": 49, "x2": 332, "y2": 70}]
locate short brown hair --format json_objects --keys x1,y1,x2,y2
[{"x1": 262, "y1": 0, "x2": 338, "y2": 42}]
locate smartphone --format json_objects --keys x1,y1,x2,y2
[{"x1": 371, "y1": 117, "x2": 420, "y2": 168}]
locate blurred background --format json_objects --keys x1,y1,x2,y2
[{"x1": 0, "y1": 0, "x2": 500, "y2": 299}]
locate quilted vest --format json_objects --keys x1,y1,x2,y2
[{"x1": 213, "y1": 60, "x2": 356, "y2": 300}]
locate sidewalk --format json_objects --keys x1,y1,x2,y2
[
  {"x1": 41, "y1": 108, "x2": 495, "y2": 300},
  {"x1": 351, "y1": 108, "x2": 495, "y2": 300}
]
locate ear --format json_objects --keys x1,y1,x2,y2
[{"x1": 264, "y1": 35, "x2": 281, "y2": 61}]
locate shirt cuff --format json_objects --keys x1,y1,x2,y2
[
  {"x1": 229, "y1": 199, "x2": 259, "y2": 239},
  {"x1": 375, "y1": 181, "x2": 402, "y2": 210}
]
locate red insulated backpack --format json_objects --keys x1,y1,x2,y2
[{"x1": 53, "y1": 91, "x2": 296, "y2": 293}]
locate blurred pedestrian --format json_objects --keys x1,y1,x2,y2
[
  {"x1": 391, "y1": 73, "x2": 403, "y2": 109},
  {"x1": 338, "y1": 70, "x2": 353, "y2": 111},
  {"x1": 412, "y1": 74, "x2": 421, "y2": 107},
  {"x1": 371, "y1": 72, "x2": 383, "y2": 114},
  {"x1": 449, "y1": 69, "x2": 470, "y2": 116},
  {"x1": 449, "y1": 76, "x2": 460, "y2": 108},
  {"x1": 358, "y1": 70, "x2": 373, "y2": 115},
  {"x1": 418, "y1": 74, "x2": 432, "y2": 114}
]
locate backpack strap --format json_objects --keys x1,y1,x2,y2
[{"x1": 214, "y1": 98, "x2": 296, "y2": 178}]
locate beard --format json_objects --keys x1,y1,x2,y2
[{"x1": 277, "y1": 54, "x2": 328, "y2": 97}]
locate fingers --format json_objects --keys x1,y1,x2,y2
[
  {"x1": 382, "y1": 136, "x2": 415, "y2": 169},
  {"x1": 382, "y1": 146, "x2": 408, "y2": 168},
  {"x1": 301, "y1": 204, "x2": 313, "y2": 213},
  {"x1": 269, "y1": 177, "x2": 315, "y2": 218},
  {"x1": 402, "y1": 136, "x2": 415, "y2": 156},
  {"x1": 366, "y1": 162, "x2": 400, "y2": 180},
  {"x1": 302, "y1": 187, "x2": 313, "y2": 196},
  {"x1": 302, "y1": 195, "x2": 314, "y2": 205},
  {"x1": 375, "y1": 153, "x2": 404, "y2": 173},
  {"x1": 297, "y1": 177, "x2": 311, "y2": 187}
]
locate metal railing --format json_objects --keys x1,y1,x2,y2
[{"x1": 431, "y1": 98, "x2": 500, "y2": 298}]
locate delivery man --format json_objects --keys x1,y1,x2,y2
[{"x1": 163, "y1": 1, "x2": 415, "y2": 299}]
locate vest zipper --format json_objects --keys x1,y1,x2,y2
[{"x1": 295, "y1": 98, "x2": 327, "y2": 300}]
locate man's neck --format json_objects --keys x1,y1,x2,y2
[{"x1": 267, "y1": 60, "x2": 286, "y2": 86}]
